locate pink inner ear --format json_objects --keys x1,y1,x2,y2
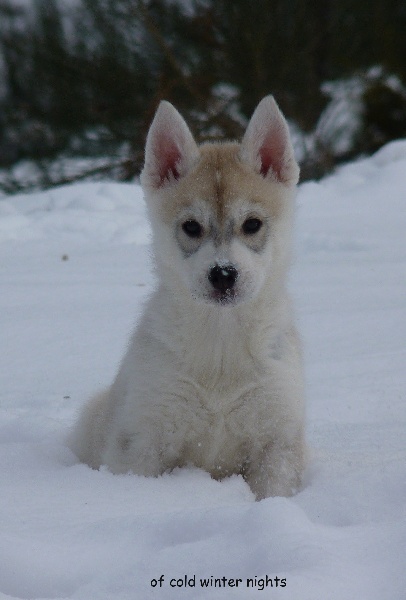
[
  {"x1": 259, "y1": 128, "x2": 285, "y2": 180},
  {"x1": 157, "y1": 133, "x2": 181, "y2": 185}
]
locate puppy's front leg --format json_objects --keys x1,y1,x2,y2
[
  {"x1": 245, "y1": 435, "x2": 306, "y2": 500},
  {"x1": 102, "y1": 421, "x2": 184, "y2": 477}
]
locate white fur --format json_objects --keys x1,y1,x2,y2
[{"x1": 70, "y1": 96, "x2": 306, "y2": 500}]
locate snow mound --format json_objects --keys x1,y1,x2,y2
[
  {"x1": 370, "y1": 138, "x2": 406, "y2": 166},
  {"x1": 0, "y1": 182, "x2": 149, "y2": 244}
]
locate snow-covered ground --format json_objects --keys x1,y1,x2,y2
[{"x1": 1, "y1": 142, "x2": 405, "y2": 599}]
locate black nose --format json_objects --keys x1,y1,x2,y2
[{"x1": 208, "y1": 265, "x2": 238, "y2": 293}]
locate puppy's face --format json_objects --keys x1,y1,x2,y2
[
  {"x1": 149, "y1": 144, "x2": 293, "y2": 306},
  {"x1": 141, "y1": 96, "x2": 299, "y2": 306},
  {"x1": 172, "y1": 193, "x2": 273, "y2": 306}
]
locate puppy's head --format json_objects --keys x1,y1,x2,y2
[{"x1": 141, "y1": 96, "x2": 299, "y2": 306}]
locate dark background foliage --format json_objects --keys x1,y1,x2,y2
[{"x1": 0, "y1": 0, "x2": 406, "y2": 192}]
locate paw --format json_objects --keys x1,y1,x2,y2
[{"x1": 245, "y1": 443, "x2": 306, "y2": 500}]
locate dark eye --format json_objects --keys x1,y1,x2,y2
[
  {"x1": 182, "y1": 220, "x2": 203, "y2": 238},
  {"x1": 242, "y1": 218, "x2": 262, "y2": 235}
]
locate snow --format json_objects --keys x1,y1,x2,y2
[{"x1": 1, "y1": 142, "x2": 406, "y2": 599}]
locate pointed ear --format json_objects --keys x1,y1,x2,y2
[
  {"x1": 141, "y1": 101, "x2": 200, "y2": 190},
  {"x1": 240, "y1": 96, "x2": 299, "y2": 186}
]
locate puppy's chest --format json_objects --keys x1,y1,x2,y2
[
  {"x1": 179, "y1": 367, "x2": 272, "y2": 441},
  {"x1": 173, "y1": 317, "x2": 280, "y2": 449},
  {"x1": 181, "y1": 319, "x2": 270, "y2": 387},
  {"x1": 180, "y1": 378, "x2": 270, "y2": 475}
]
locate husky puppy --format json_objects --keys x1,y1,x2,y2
[{"x1": 71, "y1": 96, "x2": 306, "y2": 500}]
